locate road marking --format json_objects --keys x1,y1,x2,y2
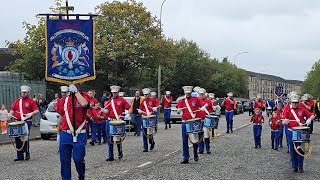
[
  {"x1": 164, "y1": 150, "x2": 179, "y2": 157},
  {"x1": 137, "y1": 161, "x2": 152, "y2": 168}
]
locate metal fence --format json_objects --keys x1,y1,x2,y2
[{"x1": 0, "y1": 71, "x2": 46, "y2": 108}]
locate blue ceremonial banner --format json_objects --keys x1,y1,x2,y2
[
  {"x1": 275, "y1": 84, "x2": 283, "y2": 97},
  {"x1": 45, "y1": 18, "x2": 95, "y2": 84}
]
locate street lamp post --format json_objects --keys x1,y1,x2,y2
[
  {"x1": 158, "y1": 0, "x2": 167, "y2": 100},
  {"x1": 233, "y1": 51, "x2": 248, "y2": 66}
]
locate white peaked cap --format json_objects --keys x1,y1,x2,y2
[
  {"x1": 290, "y1": 94, "x2": 300, "y2": 103},
  {"x1": 209, "y1": 93, "x2": 215, "y2": 98},
  {"x1": 227, "y1": 92, "x2": 233, "y2": 97},
  {"x1": 165, "y1": 91, "x2": 171, "y2": 95},
  {"x1": 193, "y1": 86, "x2": 201, "y2": 93},
  {"x1": 288, "y1": 91, "x2": 297, "y2": 99},
  {"x1": 301, "y1": 95, "x2": 308, "y2": 101},
  {"x1": 119, "y1": 92, "x2": 124, "y2": 97},
  {"x1": 151, "y1": 92, "x2": 157, "y2": 96},
  {"x1": 303, "y1": 93, "x2": 311, "y2": 99},
  {"x1": 198, "y1": 88, "x2": 206, "y2": 94},
  {"x1": 21, "y1": 85, "x2": 31, "y2": 92},
  {"x1": 183, "y1": 86, "x2": 193, "y2": 93},
  {"x1": 142, "y1": 88, "x2": 151, "y2": 95},
  {"x1": 60, "y1": 86, "x2": 69, "y2": 92},
  {"x1": 110, "y1": 85, "x2": 121, "y2": 93}
]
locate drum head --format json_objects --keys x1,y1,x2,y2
[
  {"x1": 8, "y1": 121, "x2": 24, "y2": 125},
  {"x1": 292, "y1": 126, "x2": 310, "y2": 130},
  {"x1": 206, "y1": 115, "x2": 218, "y2": 118},
  {"x1": 186, "y1": 118, "x2": 201, "y2": 122},
  {"x1": 142, "y1": 115, "x2": 155, "y2": 119},
  {"x1": 110, "y1": 120, "x2": 125, "y2": 125}
]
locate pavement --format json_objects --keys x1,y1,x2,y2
[{"x1": 0, "y1": 112, "x2": 319, "y2": 180}]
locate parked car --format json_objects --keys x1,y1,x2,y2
[
  {"x1": 170, "y1": 101, "x2": 182, "y2": 124},
  {"x1": 243, "y1": 101, "x2": 251, "y2": 112},
  {"x1": 123, "y1": 97, "x2": 135, "y2": 132},
  {"x1": 40, "y1": 102, "x2": 60, "y2": 140},
  {"x1": 235, "y1": 101, "x2": 244, "y2": 115}
]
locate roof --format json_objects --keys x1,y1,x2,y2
[{"x1": 246, "y1": 71, "x2": 303, "y2": 85}]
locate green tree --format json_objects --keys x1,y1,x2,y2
[{"x1": 301, "y1": 60, "x2": 320, "y2": 98}]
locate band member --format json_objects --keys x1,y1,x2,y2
[
  {"x1": 221, "y1": 92, "x2": 236, "y2": 133},
  {"x1": 253, "y1": 94, "x2": 264, "y2": 111},
  {"x1": 177, "y1": 86, "x2": 206, "y2": 164},
  {"x1": 161, "y1": 91, "x2": 173, "y2": 129},
  {"x1": 89, "y1": 102, "x2": 107, "y2": 146},
  {"x1": 198, "y1": 88, "x2": 214, "y2": 154},
  {"x1": 282, "y1": 93, "x2": 315, "y2": 173},
  {"x1": 128, "y1": 90, "x2": 144, "y2": 136},
  {"x1": 275, "y1": 103, "x2": 285, "y2": 148},
  {"x1": 138, "y1": 88, "x2": 158, "y2": 152},
  {"x1": 250, "y1": 108, "x2": 264, "y2": 148},
  {"x1": 269, "y1": 111, "x2": 280, "y2": 150},
  {"x1": 150, "y1": 92, "x2": 161, "y2": 121},
  {"x1": 55, "y1": 84, "x2": 89, "y2": 180},
  {"x1": 56, "y1": 86, "x2": 69, "y2": 144},
  {"x1": 105, "y1": 86, "x2": 131, "y2": 161},
  {"x1": 119, "y1": 92, "x2": 125, "y2": 98},
  {"x1": 85, "y1": 90, "x2": 99, "y2": 140},
  {"x1": 10, "y1": 85, "x2": 39, "y2": 161},
  {"x1": 300, "y1": 94, "x2": 314, "y2": 134}
]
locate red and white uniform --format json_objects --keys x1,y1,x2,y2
[
  {"x1": 56, "y1": 95, "x2": 90, "y2": 131},
  {"x1": 139, "y1": 98, "x2": 157, "y2": 116},
  {"x1": 270, "y1": 115, "x2": 280, "y2": 130},
  {"x1": 11, "y1": 97, "x2": 38, "y2": 121},
  {"x1": 162, "y1": 96, "x2": 173, "y2": 109},
  {"x1": 251, "y1": 114, "x2": 264, "y2": 125},
  {"x1": 197, "y1": 98, "x2": 214, "y2": 119},
  {"x1": 283, "y1": 106, "x2": 312, "y2": 129},
  {"x1": 223, "y1": 98, "x2": 235, "y2": 111},
  {"x1": 90, "y1": 108, "x2": 108, "y2": 123},
  {"x1": 177, "y1": 96, "x2": 205, "y2": 120},
  {"x1": 254, "y1": 99, "x2": 264, "y2": 110},
  {"x1": 105, "y1": 96, "x2": 131, "y2": 119}
]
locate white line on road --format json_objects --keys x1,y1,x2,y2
[
  {"x1": 137, "y1": 161, "x2": 152, "y2": 168},
  {"x1": 164, "y1": 150, "x2": 180, "y2": 157}
]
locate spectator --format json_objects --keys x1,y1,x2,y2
[
  {"x1": 0, "y1": 104, "x2": 9, "y2": 134},
  {"x1": 53, "y1": 93, "x2": 59, "y2": 102},
  {"x1": 100, "y1": 91, "x2": 110, "y2": 108},
  {"x1": 34, "y1": 93, "x2": 49, "y2": 127}
]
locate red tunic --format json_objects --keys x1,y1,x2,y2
[
  {"x1": 283, "y1": 106, "x2": 312, "y2": 129},
  {"x1": 269, "y1": 115, "x2": 280, "y2": 130},
  {"x1": 177, "y1": 97, "x2": 205, "y2": 120},
  {"x1": 56, "y1": 95, "x2": 90, "y2": 130},
  {"x1": 90, "y1": 108, "x2": 108, "y2": 123},
  {"x1": 162, "y1": 96, "x2": 173, "y2": 109},
  {"x1": 251, "y1": 114, "x2": 264, "y2": 124},
  {"x1": 254, "y1": 99, "x2": 264, "y2": 110},
  {"x1": 105, "y1": 96, "x2": 131, "y2": 119},
  {"x1": 223, "y1": 98, "x2": 235, "y2": 111},
  {"x1": 197, "y1": 98, "x2": 214, "y2": 119},
  {"x1": 11, "y1": 97, "x2": 38, "y2": 121},
  {"x1": 139, "y1": 98, "x2": 157, "y2": 116}
]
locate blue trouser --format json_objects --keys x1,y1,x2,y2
[
  {"x1": 59, "y1": 131, "x2": 86, "y2": 180},
  {"x1": 91, "y1": 122, "x2": 102, "y2": 143},
  {"x1": 142, "y1": 127, "x2": 154, "y2": 150},
  {"x1": 225, "y1": 111, "x2": 234, "y2": 132},
  {"x1": 182, "y1": 122, "x2": 198, "y2": 161},
  {"x1": 271, "y1": 130, "x2": 279, "y2": 149},
  {"x1": 253, "y1": 125, "x2": 262, "y2": 146},
  {"x1": 279, "y1": 125, "x2": 284, "y2": 147},
  {"x1": 164, "y1": 109, "x2": 171, "y2": 127},
  {"x1": 287, "y1": 130, "x2": 304, "y2": 169},
  {"x1": 105, "y1": 120, "x2": 122, "y2": 158},
  {"x1": 285, "y1": 125, "x2": 290, "y2": 150},
  {"x1": 101, "y1": 120, "x2": 107, "y2": 143},
  {"x1": 15, "y1": 120, "x2": 32, "y2": 159},
  {"x1": 34, "y1": 112, "x2": 41, "y2": 126},
  {"x1": 131, "y1": 114, "x2": 142, "y2": 135},
  {"x1": 199, "y1": 121, "x2": 210, "y2": 152},
  {"x1": 86, "y1": 119, "x2": 93, "y2": 138}
]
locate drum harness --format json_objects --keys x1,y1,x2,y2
[
  {"x1": 142, "y1": 101, "x2": 157, "y2": 139},
  {"x1": 185, "y1": 98, "x2": 203, "y2": 145},
  {"x1": 290, "y1": 108, "x2": 312, "y2": 157},
  {"x1": 10, "y1": 99, "x2": 29, "y2": 151},
  {"x1": 109, "y1": 99, "x2": 126, "y2": 145}
]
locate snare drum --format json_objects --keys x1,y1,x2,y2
[
  {"x1": 204, "y1": 115, "x2": 219, "y2": 129},
  {"x1": 142, "y1": 115, "x2": 157, "y2": 128},
  {"x1": 109, "y1": 120, "x2": 126, "y2": 136},
  {"x1": 185, "y1": 118, "x2": 203, "y2": 134},
  {"x1": 292, "y1": 126, "x2": 310, "y2": 143},
  {"x1": 8, "y1": 121, "x2": 27, "y2": 137}
]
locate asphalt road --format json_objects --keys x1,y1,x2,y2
[{"x1": 0, "y1": 113, "x2": 319, "y2": 180}]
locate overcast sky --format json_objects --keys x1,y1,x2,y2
[{"x1": 1, "y1": 0, "x2": 320, "y2": 81}]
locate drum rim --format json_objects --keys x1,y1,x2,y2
[
  {"x1": 292, "y1": 126, "x2": 310, "y2": 130},
  {"x1": 8, "y1": 121, "x2": 25, "y2": 125},
  {"x1": 186, "y1": 118, "x2": 201, "y2": 122},
  {"x1": 109, "y1": 120, "x2": 125, "y2": 125},
  {"x1": 205, "y1": 115, "x2": 219, "y2": 118},
  {"x1": 142, "y1": 115, "x2": 156, "y2": 118}
]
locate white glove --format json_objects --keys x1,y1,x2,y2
[
  {"x1": 200, "y1": 105, "x2": 207, "y2": 111},
  {"x1": 69, "y1": 84, "x2": 78, "y2": 93},
  {"x1": 282, "y1": 119, "x2": 289, "y2": 125},
  {"x1": 125, "y1": 114, "x2": 131, "y2": 120},
  {"x1": 152, "y1": 107, "x2": 158, "y2": 112},
  {"x1": 102, "y1": 108, "x2": 108, "y2": 113},
  {"x1": 177, "y1": 108, "x2": 182, "y2": 114},
  {"x1": 25, "y1": 113, "x2": 33, "y2": 119},
  {"x1": 306, "y1": 118, "x2": 312, "y2": 126},
  {"x1": 138, "y1": 109, "x2": 143, "y2": 114},
  {"x1": 147, "y1": 112, "x2": 152, "y2": 116}
]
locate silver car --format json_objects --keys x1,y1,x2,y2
[{"x1": 40, "y1": 102, "x2": 60, "y2": 140}]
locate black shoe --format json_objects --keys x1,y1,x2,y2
[
  {"x1": 207, "y1": 150, "x2": 211, "y2": 154},
  {"x1": 103, "y1": 141, "x2": 107, "y2": 144},
  {"x1": 254, "y1": 146, "x2": 258, "y2": 148},
  {"x1": 298, "y1": 167, "x2": 304, "y2": 173},
  {"x1": 271, "y1": 147, "x2": 274, "y2": 149},
  {"x1": 14, "y1": 158, "x2": 24, "y2": 161},
  {"x1": 180, "y1": 160, "x2": 189, "y2": 164},
  {"x1": 150, "y1": 143, "x2": 155, "y2": 151},
  {"x1": 194, "y1": 155, "x2": 199, "y2": 162},
  {"x1": 169, "y1": 124, "x2": 171, "y2": 128},
  {"x1": 118, "y1": 152, "x2": 123, "y2": 159},
  {"x1": 89, "y1": 142, "x2": 95, "y2": 146},
  {"x1": 98, "y1": 142, "x2": 102, "y2": 145},
  {"x1": 33, "y1": 125, "x2": 38, "y2": 127},
  {"x1": 280, "y1": 145, "x2": 283, "y2": 148},
  {"x1": 143, "y1": 149, "x2": 148, "y2": 152},
  {"x1": 134, "y1": 132, "x2": 137, "y2": 136},
  {"x1": 258, "y1": 145, "x2": 261, "y2": 148},
  {"x1": 292, "y1": 168, "x2": 298, "y2": 173},
  {"x1": 106, "y1": 158, "x2": 114, "y2": 161},
  {"x1": 165, "y1": 126, "x2": 168, "y2": 130},
  {"x1": 231, "y1": 130, "x2": 233, "y2": 133},
  {"x1": 274, "y1": 148, "x2": 278, "y2": 151},
  {"x1": 198, "y1": 151, "x2": 204, "y2": 154},
  {"x1": 226, "y1": 131, "x2": 230, "y2": 134},
  {"x1": 25, "y1": 153, "x2": 30, "y2": 160}
]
